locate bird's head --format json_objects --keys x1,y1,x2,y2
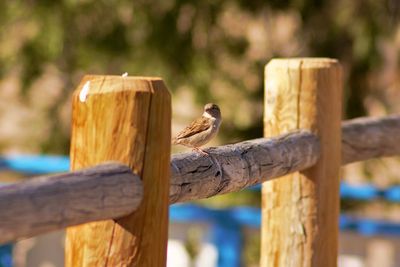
[{"x1": 203, "y1": 103, "x2": 221, "y2": 119}]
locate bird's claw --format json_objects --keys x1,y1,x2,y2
[{"x1": 192, "y1": 147, "x2": 209, "y2": 156}]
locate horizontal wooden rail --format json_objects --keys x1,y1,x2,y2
[
  {"x1": 0, "y1": 115, "x2": 398, "y2": 244},
  {"x1": 170, "y1": 130, "x2": 320, "y2": 203},
  {"x1": 0, "y1": 163, "x2": 142, "y2": 244},
  {"x1": 170, "y1": 114, "x2": 400, "y2": 203},
  {"x1": 342, "y1": 114, "x2": 400, "y2": 164}
]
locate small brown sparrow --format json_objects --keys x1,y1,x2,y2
[{"x1": 172, "y1": 103, "x2": 221, "y2": 155}]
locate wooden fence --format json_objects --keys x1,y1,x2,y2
[{"x1": 0, "y1": 58, "x2": 399, "y2": 266}]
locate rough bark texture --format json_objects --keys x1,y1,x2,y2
[
  {"x1": 66, "y1": 75, "x2": 171, "y2": 267},
  {"x1": 169, "y1": 114, "x2": 400, "y2": 204},
  {"x1": 261, "y1": 58, "x2": 342, "y2": 267},
  {"x1": 170, "y1": 130, "x2": 319, "y2": 203},
  {"x1": 342, "y1": 114, "x2": 400, "y2": 164},
  {"x1": 0, "y1": 163, "x2": 142, "y2": 244}
]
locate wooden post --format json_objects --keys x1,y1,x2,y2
[
  {"x1": 261, "y1": 58, "x2": 342, "y2": 267},
  {"x1": 65, "y1": 75, "x2": 171, "y2": 266}
]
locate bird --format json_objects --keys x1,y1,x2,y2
[{"x1": 172, "y1": 103, "x2": 222, "y2": 155}]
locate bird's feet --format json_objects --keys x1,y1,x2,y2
[{"x1": 192, "y1": 147, "x2": 209, "y2": 156}]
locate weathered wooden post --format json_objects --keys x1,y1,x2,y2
[
  {"x1": 261, "y1": 58, "x2": 342, "y2": 267},
  {"x1": 66, "y1": 75, "x2": 171, "y2": 266}
]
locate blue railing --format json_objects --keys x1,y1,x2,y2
[
  {"x1": 0, "y1": 155, "x2": 70, "y2": 175},
  {"x1": 1, "y1": 154, "x2": 400, "y2": 267}
]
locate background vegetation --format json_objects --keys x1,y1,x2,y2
[{"x1": 1, "y1": 0, "x2": 400, "y2": 154}]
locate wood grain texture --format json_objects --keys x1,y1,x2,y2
[
  {"x1": 0, "y1": 163, "x2": 142, "y2": 244},
  {"x1": 342, "y1": 114, "x2": 400, "y2": 164},
  {"x1": 170, "y1": 130, "x2": 319, "y2": 203},
  {"x1": 261, "y1": 58, "x2": 342, "y2": 267},
  {"x1": 66, "y1": 75, "x2": 171, "y2": 267}
]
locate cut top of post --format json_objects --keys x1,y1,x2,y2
[
  {"x1": 266, "y1": 58, "x2": 339, "y2": 70},
  {"x1": 75, "y1": 75, "x2": 164, "y2": 97}
]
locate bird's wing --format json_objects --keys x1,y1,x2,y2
[{"x1": 174, "y1": 117, "x2": 212, "y2": 140}]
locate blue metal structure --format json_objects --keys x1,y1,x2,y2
[
  {"x1": 170, "y1": 203, "x2": 400, "y2": 267},
  {"x1": 0, "y1": 245, "x2": 12, "y2": 267},
  {"x1": 170, "y1": 204, "x2": 261, "y2": 267},
  {"x1": 0, "y1": 155, "x2": 70, "y2": 175},
  {"x1": 1, "y1": 154, "x2": 400, "y2": 267}
]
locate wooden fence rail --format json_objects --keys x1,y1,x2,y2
[
  {"x1": 0, "y1": 163, "x2": 142, "y2": 244},
  {"x1": 170, "y1": 114, "x2": 400, "y2": 203},
  {"x1": 342, "y1": 114, "x2": 400, "y2": 164},
  {"x1": 170, "y1": 130, "x2": 320, "y2": 203},
  {"x1": 0, "y1": 114, "x2": 398, "y2": 245}
]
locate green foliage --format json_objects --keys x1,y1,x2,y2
[{"x1": 1, "y1": 0, "x2": 398, "y2": 154}]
